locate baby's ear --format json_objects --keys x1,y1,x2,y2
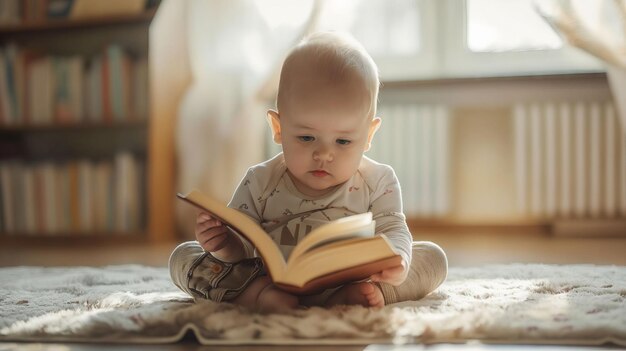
[
  {"x1": 365, "y1": 117, "x2": 381, "y2": 151},
  {"x1": 266, "y1": 110, "x2": 282, "y2": 144}
]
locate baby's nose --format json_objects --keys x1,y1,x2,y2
[{"x1": 313, "y1": 145, "x2": 334, "y2": 161}]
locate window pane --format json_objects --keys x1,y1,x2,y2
[
  {"x1": 467, "y1": 0, "x2": 563, "y2": 52},
  {"x1": 352, "y1": 0, "x2": 421, "y2": 56},
  {"x1": 318, "y1": 0, "x2": 422, "y2": 57}
]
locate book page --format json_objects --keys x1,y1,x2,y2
[
  {"x1": 287, "y1": 212, "x2": 375, "y2": 266},
  {"x1": 280, "y1": 234, "x2": 399, "y2": 288},
  {"x1": 177, "y1": 190, "x2": 287, "y2": 279}
]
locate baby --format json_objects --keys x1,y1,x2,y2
[{"x1": 169, "y1": 32, "x2": 448, "y2": 313}]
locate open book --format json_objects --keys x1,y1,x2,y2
[{"x1": 177, "y1": 190, "x2": 402, "y2": 294}]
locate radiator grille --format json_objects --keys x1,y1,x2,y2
[
  {"x1": 514, "y1": 102, "x2": 626, "y2": 218},
  {"x1": 369, "y1": 104, "x2": 451, "y2": 218}
]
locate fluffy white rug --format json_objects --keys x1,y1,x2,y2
[{"x1": 0, "y1": 264, "x2": 624, "y2": 346}]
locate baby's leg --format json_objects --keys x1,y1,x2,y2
[
  {"x1": 169, "y1": 241, "x2": 297, "y2": 312},
  {"x1": 232, "y1": 276, "x2": 298, "y2": 313},
  {"x1": 378, "y1": 241, "x2": 448, "y2": 304}
]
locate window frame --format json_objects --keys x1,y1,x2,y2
[
  {"x1": 371, "y1": 0, "x2": 441, "y2": 81},
  {"x1": 374, "y1": 0, "x2": 606, "y2": 81}
]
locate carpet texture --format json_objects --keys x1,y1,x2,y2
[{"x1": 0, "y1": 264, "x2": 624, "y2": 345}]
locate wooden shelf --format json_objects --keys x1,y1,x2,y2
[
  {"x1": 382, "y1": 72, "x2": 607, "y2": 89},
  {"x1": 0, "y1": 2, "x2": 174, "y2": 244},
  {"x1": 0, "y1": 9, "x2": 157, "y2": 35},
  {"x1": 407, "y1": 218, "x2": 552, "y2": 230},
  {"x1": 0, "y1": 232, "x2": 148, "y2": 246},
  {"x1": 407, "y1": 218, "x2": 553, "y2": 236},
  {"x1": 0, "y1": 120, "x2": 147, "y2": 133}
]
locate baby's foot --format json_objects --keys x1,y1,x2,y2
[
  {"x1": 326, "y1": 282, "x2": 384, "y2": 308},
  {"x1": 233, "y1": 276, "x2": 298, "y2": 314}
]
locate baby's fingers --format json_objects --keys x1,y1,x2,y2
[
  {"x1": 196, "y1": 219, "x2": 222, "y2": 235},
  {"x1": 196, "y1": 212, "x2": 213, "y2": 223},
  {"x1": 197, "y1": 212, "x2": 223, "y2": 226},
  {"x1": 198, "y1": 226, "x2": 230, "y2": 252}
]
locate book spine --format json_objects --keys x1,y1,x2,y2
[
  {"x1": 42, "y1": 162, "x2": 57, "y2": 234},
  {"x1": 13, "y1": 162, "x2": 26, "y2": 233},
  {"x1": 0, "y1": 49, "x2": 13, "y2": 125},
  {"x1": 33, "y1": 164, "x2": 45, "y2": 233},
  {"x1": 55, "y1": 163, "x2": 69, "y2": 234},
  {"x1": 122, "y1": 54, "x2": 131, "y2": 121},
  {"x1": 0, "y1": 162, "x2": 14, "y2": 233},
  {"x1": 71, "y1": 56, "x2": 84, "y2": 124},
  {"x1": 24, "y1": 164, "x2": 36, "y2": 233},
  {"x1": 53, "y1": 57, "x2": 72, "y2": 124},
  {"x1": 107, "y1": 45, "x2": 124, "y2": 122},
  {"x1": 135, "y1": 58, "x2": 148, "y2": 120},
  {"x1": 101, "y1": 51, "x2": 112, "y2": 123},
  {"x1": 78, "y1": 160, "x2": 93, "y2": 233},
  {"x1": 42, "y1": 58, "x2": 54, "y2": 125},
  {"x1": 89, "y1": 58, "x2": 103, "y2": 123},
  {"x1": 11, "y1": 45, "x2": 25, "y2": 124},
  {"x1": 68, "y1": 161, "x2": 80, "y2": 233},
  {"x1": 4, "y1": 46, "x2": 19, "y2": 124}
]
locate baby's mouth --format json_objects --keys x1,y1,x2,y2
[{"x1": 311, "y1": 170, "x2": 329, "y2": 177}]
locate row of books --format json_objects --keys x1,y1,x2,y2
[
  {"x1": 0, "y1": 0, "x2": 69, "y2": 23},
  {"x1": 0, "y1": 0, "x2": 155, "y2": 23},
  {"x1": 0, "y1": 152, "x2": 144, "y2": 235},
  {"x1": 0, "y1": 44, "x2": 149, "y2": 127}
]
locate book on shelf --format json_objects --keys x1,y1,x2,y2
[
  {"x1": 0, "y1": 0, "x2": 155, "y2": 23},
  {"x1": 0, "y1": 152, "x2": 143, "y2": 235},
  {"x1": 70, "y1": 0, "x2": 146, "y2": 20},
  {"x1": 177, "y1": 189, "x2": 402, "y2": 295},
  {"x1": 0, "y1": 44, "x2": 149, "y2": 127}
]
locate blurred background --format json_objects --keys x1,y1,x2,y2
[{"x1": 0, "y1": 0, "x2": 624, "y2": 267}]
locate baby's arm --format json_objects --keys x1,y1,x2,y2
[
  {"x1": 368, "y1": 166, "x2": 413, "y2": 286},
  {"x1": 195, "y1": 169, "x2": 261, "y2": 262},
  {"x1": 194, "y1": 211, "x2": 247, "y2": 262}
]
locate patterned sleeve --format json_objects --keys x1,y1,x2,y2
[
  {"x1": 369, "y1": 165, "x2": 413, "y2": 267},
  {"x1": 226, "y1": 168, "x2": 262, "y2": 258}
]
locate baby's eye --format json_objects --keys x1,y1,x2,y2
[
  {"x1": 298, "y1": 136, "x2": 315, "y2": 142},
  {"x1": 336, "y1": 139, "x2": 351, "y2": 145}
]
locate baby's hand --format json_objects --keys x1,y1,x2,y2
[
  {"x1": 369, "y1": 259, "x2": 408, "y2": 286},
  {"x1": 195, "y1": 211, "x2": 230, "y2": 252}
]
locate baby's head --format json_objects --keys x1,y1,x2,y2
[{"x1": 267, "y1": 31, "x2": 381, "y2": 197}]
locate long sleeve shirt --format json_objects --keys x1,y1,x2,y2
[{"x1": 227, "y1": 153, "x2": 413, "y2": 267}]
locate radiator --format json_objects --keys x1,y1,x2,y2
[
  {"x1": 514, "y1": 102, "x2": 626, "y2": 219},
  {"x1": 369, "y1": 104, "x2": 451, "y2": 218}
]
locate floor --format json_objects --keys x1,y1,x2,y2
[
  {"x1": 2, "y1": 226, "x2": 625, "y2": 267},
  {"x1": 1, "y1": 226, "x2": 625, "y2": 351},
  {"x1": 0, "y1": 342, "x2": 624, "y2": 351}
]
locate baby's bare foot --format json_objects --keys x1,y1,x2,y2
[
  {"x1": 233, "y1": 276, "x2": 298, "y2": 313},
  {"x1": 326, "y1": 282, "x2": 384, "y2": 308}
]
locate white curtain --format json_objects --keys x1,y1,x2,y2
[
  {"x1": 175, "y1": 0, "x2": 321, "y2": 237},
  {"x1": 607, "y1": 67, "x2": 626, "y2": 139}
]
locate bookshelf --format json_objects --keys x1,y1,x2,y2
[{"x1": 0, "y1": 4, "x2": 166, "y2": 243}]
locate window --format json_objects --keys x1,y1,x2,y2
[
  {"x1": 466, "y1": 0, "x2": 562, "y2": 52},
  {"x1": 256, "y1": 0, "x2": 610, "y2": 80},
  {"x1": 315, "y1": 0, "x2": 436, "y2": 80},
  {"x1": 443, "y1": 0, "x2": 606, "y2": 77},
  {"x1": 349, "y1": 0, "x2": 606, "y2": 79}
]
